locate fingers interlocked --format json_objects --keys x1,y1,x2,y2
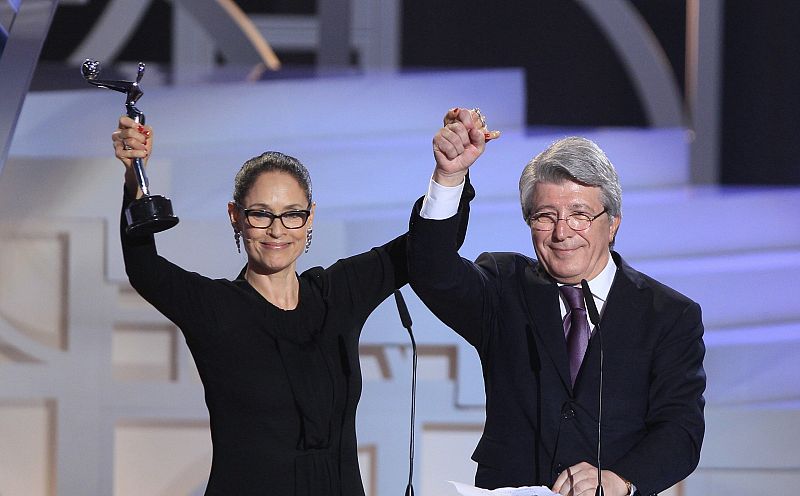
[{"x1": 442, "y1": 107, "x2": 501, "y2": 142}]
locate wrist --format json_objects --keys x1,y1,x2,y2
[
  {"x1": 606, "y1": 471, "x2": 632, "y2": 496},
  {"x1": 432, "y1": 169, "x2": 467, "y2": 187},
  {"x1": 619, "y1": 476, "x2": 632, "y2": 496},
  {"x1": 124, "y1": 173, "x2": 143, "y2": 199}
]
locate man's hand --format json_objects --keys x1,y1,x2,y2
[
  {"x1": 432, "y1": 107, "x2": 500, "y2": 186},
  {"x1": 552, "y1": 462, "x2": 630, "y2": 496}
]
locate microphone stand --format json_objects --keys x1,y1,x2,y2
[
  {"x1": 580, "y1": 280, "x2": 604, "y2": 496},
  {"x1": 394, "y1": 289, "x2": 417, "y2": 496}
]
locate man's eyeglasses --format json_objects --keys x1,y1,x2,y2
[
  {"x1": 235, "y1": 204, "x2": 311, "y2": 229},
  {"x1": 529, "y1": 208, "x2": 607, "y2": 232}
]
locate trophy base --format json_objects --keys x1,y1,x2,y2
[{"x1": 125, "y1": 194, "x2": 179, "y2": 236}]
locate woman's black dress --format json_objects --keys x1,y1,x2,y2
[{"x1": 121, "y1": 192, "x2": 407, "y2": 495}]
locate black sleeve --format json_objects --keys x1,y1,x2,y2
[
  {"x1": 610, "y1": 301, "x2": 706, "y2": 495},
  {"x1": 120, "y1": 189, "x2": 217, "y2": 344},
  {"x1": 326, "y1": 181, "x2": 472, "y2": 328},
  {"x1": 324, "y1": 233, "x2": 408, "y2": 321},
  {"x1": 407, "y1": 177, "x2": 499, "y2": 349}
]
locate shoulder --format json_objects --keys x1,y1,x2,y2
[
  {"x1": 475, "y1": 251, "x2": 538, "y2": 278},
  {"x1": 299, "y1": 265, "x2": 327, "y2": 290},
  {"x1": 613, "y1": 252, "x2": 700, "y2": 311}
]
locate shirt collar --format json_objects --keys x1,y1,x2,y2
[
  {"x1": 585, "y1": 252, "x2": 616, "y2": 303},
  {"x1": 556, "y1": 251, "x2": 616, "y2": 301}
]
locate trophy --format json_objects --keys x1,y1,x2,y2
[{"x1": 81, "y1": 59, "x2": 179, "y2": 236}]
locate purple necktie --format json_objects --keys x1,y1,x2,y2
[{"x1": 560, "y1": 285, "x2": 590, "y2": 386}]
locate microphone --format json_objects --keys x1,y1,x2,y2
[
  {"x1": 394, "y1": 289, "x2": 417, "y2": 496},
  {"x1": 581, "y1": 279, "x2": 601, "y2": 327},
  {"x1": 395, "y1": 288, "x2": 413, "y2": 329},
  {"x1": 580, "y1": 279, "x2": 604, "y2": 496}
]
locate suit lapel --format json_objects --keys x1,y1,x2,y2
[
  {"x1": 599, "y1": 253, "x2": 649, "y2": 343},
  {"x1": 519, "y1": 253, "x2": 649, "y2": 392},
  {"x1": 519, "y1": 261, "x2": 572, "y2": 391}
]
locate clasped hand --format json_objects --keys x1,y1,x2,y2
[{"x1": 432, "y1": 107, "x2": 501, "y2": 187}]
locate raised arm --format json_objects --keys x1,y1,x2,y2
[
  {"x1": 113, "y1": 118, "x2": 216, "y2": 341},
  {"x1": 325, "y1": 109, "x2": 492, "y2": 328},
  {"x1": 408, "y1": 108, "x2": 500, "y2": 348}
]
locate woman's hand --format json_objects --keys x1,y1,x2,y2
[
  {"x1": 112, "y1": 115, "x2": 152, "y2": 198},
  {"x1": 432, "y1": 107, "x2": 500, "y2": 187}
]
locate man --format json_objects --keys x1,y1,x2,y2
[{"x1": 407, "y1": 109, "x2": 705, "y2": 496}]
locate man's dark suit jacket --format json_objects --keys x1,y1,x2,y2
[{"x1": 407, "y1": 182, "x2": 706, "y2": 496}]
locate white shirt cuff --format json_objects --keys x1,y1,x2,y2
[{"x1": 420, "y1": 177, "x2": 465, "y2": 220}]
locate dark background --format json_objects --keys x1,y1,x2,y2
[{"x1": 38, "y1": 0, "x2": 800, "y2": 185}]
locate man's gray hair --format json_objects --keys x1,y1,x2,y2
[{"x1": 518, "y1": 136, "x2": 622, "y2": 223}]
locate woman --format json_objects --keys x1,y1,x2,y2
[{"x1": 113, "y1": 115, "x2": 417, "y2": 495}]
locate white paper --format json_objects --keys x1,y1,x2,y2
[{"x1": 449, "y1": 480, "x2": 559, "y2": 496}]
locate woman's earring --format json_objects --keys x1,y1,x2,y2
[
  {"x1": 305, "y1": 227, "x2": 313, "y2": 253},
  {"x1": 234, "y1": 231, "x2": 241, "y2": 253}
]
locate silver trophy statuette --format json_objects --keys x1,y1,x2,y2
[{"x1": 82, "y1": 59, "x2": 179, "y2": 236}]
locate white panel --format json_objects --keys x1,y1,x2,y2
[
  {"x1": 0, "y1": 235, "x2": 64, "y2": 349},
  {"x1": 704, "y1": 324, "x2": 800, "y2": 405},
  {"x1": 114, "y1": 422, "x2": 212, "y2": 496},
  {"x1": 112, "y1": 325, "x2": 176, "y2": 382},
  {"x1": 421, "y1": 426, "x2": 482, "y2": 496},
  {"x1": 417, "y1": 354, "x2": 451, "y2": 381},
  {"x1": 660, "y1": 484, "x2": 682, "y2": 496},
  {"x1": 633, "y1": 249, "x2": 800, "y2": 329},
  {"x1": 358, "y1": 446, "x2": 376, "y2": 496},
  {"x1": 360, "y1": 353, "x2": 385, "y2": 382},
  {"x1": 689, "y1": 470, "x2": 800, "y2": 496},
  {"x1": 0, "y1": 401, "x2": 53, "y2": 496},
  {"x1": 701, "y1": 407, "x2": 800, "y2": 468}
]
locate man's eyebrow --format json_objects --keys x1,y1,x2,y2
[{"x1": 533, "y1": 202, "x2": 594, "y2": 212}]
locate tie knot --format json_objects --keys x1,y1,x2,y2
[{"x1": 559, "y1": 285, "x2": 585, "y2": 311}]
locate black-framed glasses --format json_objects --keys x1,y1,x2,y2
[
  {"x1": 529, "y1": 208, "x2": 607, "y2": 232},
  {"x1": 235, "y1": 203, "x2": 311, "y2": 229}
]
